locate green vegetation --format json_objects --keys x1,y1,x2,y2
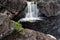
[{"x1": 12, "y1": 21, "x2": 24, "y2": 31}]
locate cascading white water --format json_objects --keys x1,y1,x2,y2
[{"x1": 19, "y1": 1, "x2": 42, "y2": 22}]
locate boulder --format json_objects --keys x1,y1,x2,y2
[
  {"x1": 3, "y1": 29, "x2": 57, "y2": 40},
  {"x1": 0, "y1": 14, "x2": 15, "y2": 39}
]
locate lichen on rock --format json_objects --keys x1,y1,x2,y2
[{"x1": 11, "y1": 21, "x2": 24, "y2": 32}]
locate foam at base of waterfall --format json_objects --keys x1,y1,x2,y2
[{"x1": 20, "y1": 17, "x2": 42, "y2": 22}]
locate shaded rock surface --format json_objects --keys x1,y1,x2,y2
[
  {"x1": 0, "y1": 14, "x2": 15, "y2": 39},
  {"x1": 0, "y1": 0, "x2": 27, "y2": 19},
  {"x1": 0, "y1": 0, "x2": 27, "y2": 13},
  {"x1": 6, "y1": 0, "x2": 27, "y2": 14}
]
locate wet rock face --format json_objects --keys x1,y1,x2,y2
[{"x1": 3, "y1": 29, "x2": 57, "y2": 40}]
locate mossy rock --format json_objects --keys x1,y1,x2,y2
[{"x1": 11, "y1": 21, "x2": 24, "y2": 32}]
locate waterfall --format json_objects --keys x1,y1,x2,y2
[{"x1": 19, "y1": 1, "x2": 42, "y2": 22}]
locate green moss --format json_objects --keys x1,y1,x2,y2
[{"x1": 12, "y1": 21, "x2": 24, "y2": 31}]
